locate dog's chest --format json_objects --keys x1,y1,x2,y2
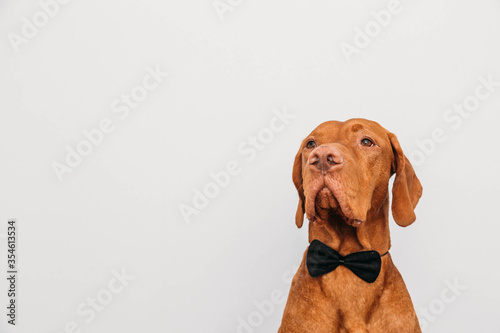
[{"x1": 311, "y1": 265, "x2": 385, "y2": 313}]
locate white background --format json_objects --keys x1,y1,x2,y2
[{"x1": 1, "y1": 0, "x2": 500, "y2": 332}]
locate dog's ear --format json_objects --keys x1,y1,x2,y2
[
  {"x1": 388, "y1": 133, "x2": 423, "y2": 227},
  {"x1": 292, "y1": 144, "x2": 305, "y2": 228}
]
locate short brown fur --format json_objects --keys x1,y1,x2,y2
[{"x1": 279, "y1": 119, "x2": 422, "y2": 333}]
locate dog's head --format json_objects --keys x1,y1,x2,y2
[{"x1": 293, "y1": 119, "x2": 422, "y2": 228}]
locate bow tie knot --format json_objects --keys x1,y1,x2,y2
[{"x1": 306, "y1": 239, "x2": 387, "y2": 283}]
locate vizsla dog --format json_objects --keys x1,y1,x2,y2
[{"x1": 278, "y1": 119, "x2": 422, "y2": 333}]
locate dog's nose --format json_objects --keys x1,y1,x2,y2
[{"x1": 308, "y1": 146, "x2": 343, "y2": 173}]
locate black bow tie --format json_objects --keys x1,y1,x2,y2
[{"x1": 306, "y1": 240, "x2": 387, "y2": 283}]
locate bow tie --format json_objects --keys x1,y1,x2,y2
[{"x1": 306, "y1": 240, "x2": 388, "y2": 283}]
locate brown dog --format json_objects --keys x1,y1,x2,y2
[{"x1": 278, "y1": 119, "x2": 423, "y2": 333}]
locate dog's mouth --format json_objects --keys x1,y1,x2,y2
[
  {"x1": 305, "y1": 179, "x2": 364, "y2": 227},
  {"x1": 315, "y1": 187, "x2": 340, "y2": 210}
]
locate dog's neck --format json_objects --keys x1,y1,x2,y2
[{"x1": 308, "y1": 194, "x2": 391, "y2": 256}]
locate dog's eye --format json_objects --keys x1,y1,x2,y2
[
  {"x1": 306, "y1": 140, "x2": 317, "y2": 149},
  {"x1": 360, "y1": 138, "x2": 374, "y2": 147}
]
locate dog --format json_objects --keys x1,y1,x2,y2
[{"x1": 278, "y1": 119, "x2": 423, "y2": 333}]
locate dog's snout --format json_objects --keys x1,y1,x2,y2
[{"x1": 308, "y1": 146, "x2": 343, "y2": 173}]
